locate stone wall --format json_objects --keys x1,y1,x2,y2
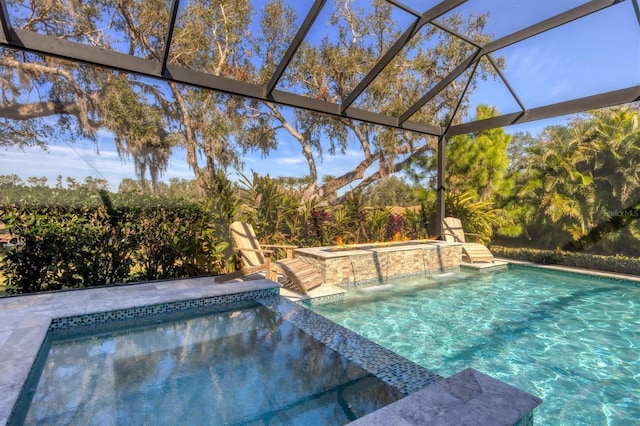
[{"x1": 295, "y1": 242, "x2": 462, "y2": 286}]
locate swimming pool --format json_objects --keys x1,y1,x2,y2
[
  {"x1": 11, "y1": 295, "x2": 442, "y2": 425},
  {"x1": 309, "y1": 265, "x2": 640, "y2": 425},
  {"x1": 14, "y1": 301, "x2": 399, "y2": 425}
]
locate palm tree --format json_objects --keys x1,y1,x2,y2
[{"x1": 512, "y1": 106, "x2": 640, "y2": 253}]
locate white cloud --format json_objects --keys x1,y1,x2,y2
[
  {"x1": 275, "y1": 156, "x2": 305, "y2": 165},
  {"x1": 2, "y1": 143, "x2": 136, "y2": 188}
]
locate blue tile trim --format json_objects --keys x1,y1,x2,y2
[
  {"x1": 49, "y1": 288, "x2": 278, "y2": 331},
  {"x1": 337, "y1": 267, "x2": 461, "y2": 289},
  {"x1": 257, "y1": 295, "x2": 442, "y2": 395},
  {"x1": 50, "y1": 299, "x2": 264, "y2": 341},
  {"x1": 300, "y1": 292, "x2": 346, "y2": 305}
]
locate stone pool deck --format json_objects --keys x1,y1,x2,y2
[
  {"x1": 0, "y1": 274, "x2": 541, "y2": 426},
  {"x1": 0, "y1": 278, "x2": 277, "y2": 425}
]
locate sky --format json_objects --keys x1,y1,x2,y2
[{"x1": 1, "y1": 0, "x2": 639, "y2": 191}]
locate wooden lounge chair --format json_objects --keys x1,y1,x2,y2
[
  {"x1": 216, "y1": 221, "x2": 323, "y2": 295},
  {"x1": 442, "y1": 217, "x2": 495, "y2": 264}
]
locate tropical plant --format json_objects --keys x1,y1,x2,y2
[
  {"x1": 402, "y1": 203, "x2": 430, "y2": 240},
  {"x1": 363, "y1": 207, "x2": 391, "y2": 243},
  {"x1": 505, "y1": 106, "x2": 640, "y2": 254},
  {"x1": 236, "y1": 171, "x2": 300, "y2": 248},
  {"x1": 444, "y1": 192, "x2": 510, "y2": 243}
]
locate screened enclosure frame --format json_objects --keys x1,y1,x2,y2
[{"x1": 1, "y1": 0, "x2": 639, "y2": 237}]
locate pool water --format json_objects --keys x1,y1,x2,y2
[
  {"x1": 310, "y1": 266, "x2": 640, "y2": 425},
  {"x1": 17, "y1": 303, "x2": 404, "y2": 425}
]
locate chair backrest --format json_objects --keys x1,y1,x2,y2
[
  {"x1": 230, "y1": 221, "x2": 265, "y2": 267},
  {"x1": 442, "y1": 217, "x2": 465, "y2": 243}
]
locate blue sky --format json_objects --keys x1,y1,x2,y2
[{"x1": 1, "y1": 0, "x2": 638, "y2": 190}]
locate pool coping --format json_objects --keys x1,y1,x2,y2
[
  {"x1": 0, "y1": 264, "x2": 585, "y2": 425},
  {"x1": 0, "y1": 277, "x2": 280, "y2": 425},
  {"x1": 1, "y1": 277, "x2": 449, "y2": 425},
  {"x1": 502, "y1": 258, "x2": 640, "y2": 283}
]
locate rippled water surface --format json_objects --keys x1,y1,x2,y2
[
  {"x1": 19, "y1": 305, "x2": 403, "y2": 425},
  {"x1": 310, "y1": 266, "x2": 640, "y2": 425}
]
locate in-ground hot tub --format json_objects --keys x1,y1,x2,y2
[{"x1": 294, "y1": 240, "x2": 462, "y2": 286}]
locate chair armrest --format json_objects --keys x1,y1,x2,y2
[
  {"x1": 441, "y1": 231, "x2": 463, "y2": 242},
  {"x1": 235, "y1": 248, "x2": 276, "y2": 280},
  {"x1": 262, "y1": 244, "x2": 296, "y2": 258},
  {"x1": 235, "y1": 247, "x2": 274, "y2": 257},
  {"x1": 463, "y1": 232, "x2": 483, "y2": 242}
]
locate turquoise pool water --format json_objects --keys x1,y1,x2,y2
[
  {"x1": 309, "y1": 266, "x2": 640, "y2": 425},
  {"x1": 16, "y1": 302, "x2": 404, "y2": 425}
]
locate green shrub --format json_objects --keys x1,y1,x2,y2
[
  {"x1": 491, "y1": 246, "x2": 640, "y2": 276},
  {"x1": 0, "y1": 188, "x2": 226, "y2": 293}
]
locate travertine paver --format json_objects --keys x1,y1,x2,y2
[
  {"x1": 0, "y1": 278, "x2": 278, "y2": 425},
  {"x1": 349, "y1": 368, "x2": 542, "y2": 426},
  {"x1": 0, "y1": 262, "x2": 576, "y2": 425}
]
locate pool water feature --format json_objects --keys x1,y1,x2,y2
[
  {"x1": 309, "y1": 266, "x2": 640, "y2": 425},
  {"x1": 294, "y1": 241, "x2": 462, "y2": 286},
  {"x1": 14, "y1": 301, "x2": 407, "y2": 425}
]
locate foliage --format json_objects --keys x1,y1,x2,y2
[
  {"x1": 127, "y1": 200, "x2": 213, "y2": 281},
  {"x1": 2, "y1": 0, "x2": 498, "y2": 201},
  {"x1": 444, "y1": 106, "x2": 513, "y2": 201},
  {"x1": 491, "y1": 246, "x2": 640, "y2": 276},
  {"x1": 407, "y1": 104, "x2": 513, "y2": 202},
  {"x1": 362, "y1": 177, "x2": 418, "y2": 207},
  {"x1": 236, "y1": 171, "x2": 300, "y2": 248},
  {"x1": 0, "y1": 185, "x2": 227, "y2": 293},
  {"x1": 444, "y1": 192, "x2": 512, "y2": 243},
  {"x1": 200, "y1": 169, "x2": 241, "y2": 269},
  {"x1": 285, "y1": 199, "x2": 335, "y2": 248},
  {"x1": 402, "y1": 203, "x2": 430, "y2": 240},
  {"x1": 406, "y1": 190, "x2": 510, "y2": 242},
  {"x1": 1, "y1": 203, "x2": 133, "y2": 293},
  {"x1": 363, "y1": 207, "x2": 390, "y2": 243},
  {"x1": 386, "y1": 214, "x2": 404, "y2": 241},
  {"x1": 503, "y1": 106, "x2": 640, "y2": 253}
]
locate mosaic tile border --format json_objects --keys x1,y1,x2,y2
[
  {"x1": 49, "y1": 288, "x2": 278, "y2": 331},
  {"x1": 460, "y1": 263, "x2": 509, "y2": 273},
  {"x1": 50, "y1": 299, "x2": 263, "y2": 341},
  {"x1": 300, "y1": 292, "x2": 346, "y2": 305},
  {"x1": 257, "y1": 295, "x2": 442, "y2": 395},
  {"x1": 337, "y1": 266, "x2": 460, "y2": 289},
  {"x1": 42, "y1": 286, "x2": 441, "y2": 398}
]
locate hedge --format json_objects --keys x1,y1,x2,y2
[
  {"x1": 490, "y1": 246, "x2": 640, "y2": 276},
  {"x1": 0, "y1": 191, "x2": 227, "y2": 294}
]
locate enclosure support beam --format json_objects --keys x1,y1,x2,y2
[
  {"x1": 341, "y1": 0, "x2": 466, "y2": 113},
  {"x1": 0, "y1": 0, "x2": 11, "y2": 43},
  {"x1": 264, "y1": 0, "x2": 327, "y2": 97},
  {"x1": 446, "y1": 85, "x2": 640, "y2": 136},
  {"x1": 436, "y1": 135, "x2": 446, "y2": 239}
]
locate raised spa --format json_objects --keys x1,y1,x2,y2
[{"x1": 295, "y1": 240, "x2": 461, "y2": 286}]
